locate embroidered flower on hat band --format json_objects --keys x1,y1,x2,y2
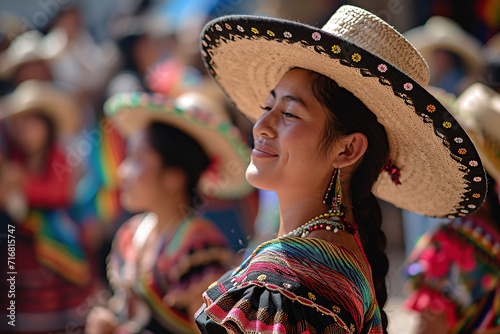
[
  {"x1": 443, "y1": 121, "x2": 452, "y2": 129},
  {"x1": 458, "y1": 148, "x2": 467, "y2": 155},
  {"x1": 215, "y1": 24, "x2": 222, "y2": 31},
  {"x1": 454, "y1": 137, "x2": 463, "y2": 143},
  {"x1": 225, "y1": 23, "x2": 232, "y2": 30},
  {"x1": 351, "y1": 53, "x2": 361, "y2": 62},
  {"x1": 404, "y1": 82, "x2": 413, "y2": 91},
  {"x1": 331, "y1": 45, "x2": 341, "y2": 54},
  {"x1": 469, "y1": 160, "x2": 478, "y2": 166},
  {"x1": 267, "y1": 30, "x2": 275, "y2": 37},
  {"x1": 283, "y1": 31, "x2": 292, "y2": 38},
  {"x1": 378, "y1": 64, "x2": 388, "y2": 72},
  {"x1": 237, "y1": 25, "x2": 244, "y2": 32},
  {"x1": 473, "y1": 176, "x2": 482, "y2": 182},
  {"x1": 202, "y1": 40, "x2": 208, "y2": 47},
  {"x1": 468, "y1": 204, "x2": 476, "y2": 209},
  {"x1": 426, "y1": 104, "x2": 436, "y2": 113},
  {"x1": 332, "y1": 305, "x2": 341, "y2": 313},
  {"x1": 308, "y1": 292, "x2": 316, "y2": 300},
  {"x1": 251, "y1": 27, "x2": 259, "y2": 34},
  {"x1": 312, "y1": 32, "x2": 321, "y2": 41},
  {"x1": 473, "y1": 193, "x2": 481, "y2": 198}
]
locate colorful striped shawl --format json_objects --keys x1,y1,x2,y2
[
  {"x1": 24, "y1": 209, "x2": 90, "y2": 286},
  {"x1": 202, "y1": 237, "x2": 382, "y2": 334}
]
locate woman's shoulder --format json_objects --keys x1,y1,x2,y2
[
  {"x1": 199, "y1": 237, "x2": 382, "y2": 333},
  {"x1": 244, "y1": 237, "x2": 369, "y2": 278},
  {"x1": 235, "y1": 236, "x2": 375, "y2": 303}
]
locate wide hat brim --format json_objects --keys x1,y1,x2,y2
[
  {"x1": 104, "y1": 92, "x2": 253, "y2": 199},
  {"x1": 1, "y1": 79, "x2": 79, "y2": 135},
  {"x1": 200, "y1": 9, "x2": 486, "y2": 218},
  {"x1": 0, "y1": 29, "x2": 68, "y2": 79}
]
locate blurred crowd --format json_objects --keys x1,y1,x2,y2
[{"x1": 0, "y1": 0, "x2": 498, "y2": 333}]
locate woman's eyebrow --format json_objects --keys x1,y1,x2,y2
[{"x1": 270, "y1": 89, "x2": 306, "y2": 107}]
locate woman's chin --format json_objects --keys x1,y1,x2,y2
[
  {"x1": 120, "y1": 194, "x2": 146, "y2": 214},
  {"x1": 246, "y1": 163, "x2": 276, "y2": 191}
]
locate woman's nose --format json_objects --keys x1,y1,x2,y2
[
  {"x1": 253, "y1": 108, "x2": 278, "y2": 139},
  {"x1": 117, "y1": 159, "x2": 131, "y2": 182}
]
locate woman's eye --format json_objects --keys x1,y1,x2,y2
[
  {"x1": 260, "y1": 106, "x2": 272, "y2": 111},
  {"x1": 281, "y1": 111, "x2": 298, "y2": 118}
]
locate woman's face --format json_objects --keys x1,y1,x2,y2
[
  {"x1": 247, "y1": 68, "x2": 334, "y2": 194},
  {"x1": 9, "y1": 113, "x2": 51, "y2": 155},
  {"x1": 118, "y1": 130, "x2": 166, "y2": 213}
]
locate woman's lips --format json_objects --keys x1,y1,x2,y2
[{"x1": 252, "y1": 143, "x2": 278, "y2": 158}]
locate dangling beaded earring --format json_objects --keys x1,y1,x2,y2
[{"x1": 323, "y1": 167, "x2": 343, "y2": 216}]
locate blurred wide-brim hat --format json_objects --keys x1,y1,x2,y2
[
  {"x1": 200, "y1": 5, "x2": 487, "y2": 218},
  {"x1": 0, "y1": 29, "x2": 68, "y2": 79},
  {"x1": 404, "y1": 16, "x2": 484, "y2": 74},
  {"x1": 104, "y1": 91, "x2": 252, "y2": 199},
  {"x1": 455, "y1": 83, "x2": 500, "y2": 183},
  {"x1": 1, "y1": 79, "x2": 79, "y2": 135}
]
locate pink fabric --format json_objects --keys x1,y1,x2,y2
[
  {"x1": 207, "y1": 302, "x2": 288, "y2": 334},
  {"x1": 404, "y1": 287, "x2": 458, "y2": 327}
]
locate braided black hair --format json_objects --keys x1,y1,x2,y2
[{"x1": 310, "y1": 72, "x2": 390, "y2": 333}]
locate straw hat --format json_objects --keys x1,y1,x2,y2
[
  {"x1": 455, "y1": 83, "x2": 500, "y2": 183},
  {"x1": 0, "y1": 29, "x2": 68, "y2": 79},
  {"x1": 104, "y1": 91, "x2": 252, "y2": 199},
  {"x1": 1, "y1": 80, "x2": 79, "y2": 135},
  {"x1": 200, "y1": 5, "x2": 487, "y2": 218},
  {"x1": 404, "y1": 16, "x2": 484, "y2": 74}
]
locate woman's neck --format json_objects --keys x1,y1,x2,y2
[
  {"x1": 149, "y1": 193, "x2": 193, "y2": 231},
  {"x1": 276, "y1": 189, "x2": 354, "y2": 237}
]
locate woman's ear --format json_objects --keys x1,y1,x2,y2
[
  {"x1": 331, "y1": 132, "x2": 368, "y2": 168},
  {"x1": 162, "y1": 167, "x2": 188, "y2": 194}
]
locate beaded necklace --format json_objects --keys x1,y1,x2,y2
[
  {"x1": 280, "y1": 212, "x2": 371, "y2": 270},
  {"x1": 280, "y1": 212, "x2": 357, "y2": 238}
]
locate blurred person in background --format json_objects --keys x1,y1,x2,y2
[
  {"x1": 0, "y1": 80, "x2": 100, "y2": 333},
  {"x1": 0, "y1": 29, "x2": 67, "y2": 91},
  {"x1": 404, "y1": 84, "x2": 500, "y2": 333},
  {"x1": 46, "y1": 4, "x2": 119, "y2": 104},
  {"x1": 85, "y1": 91, "x2": 251, "y2": 334},
  {"x1": 405, "y1": 16, "x2": 484, "y2": 95},
  {"x1": 481, "y1": 32, "x2": 500, "y2": 94}
]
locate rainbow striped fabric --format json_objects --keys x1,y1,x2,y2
[
  {"x1": 70, "y1": 120, "x2": 125, "y2": 227},
  {"x1": 198, "y1": 237, "x2": 383, "y2": 334},
  {"x1": 24, "y1": 209, "x2": 90, "y2": 286},
  {"x1": 109, "y1": 214, "x2": 233, "y2": 333}
]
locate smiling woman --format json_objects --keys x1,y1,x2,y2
[{"x1": 195, "y1": 5, "x2": 487, "y2": 334}]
